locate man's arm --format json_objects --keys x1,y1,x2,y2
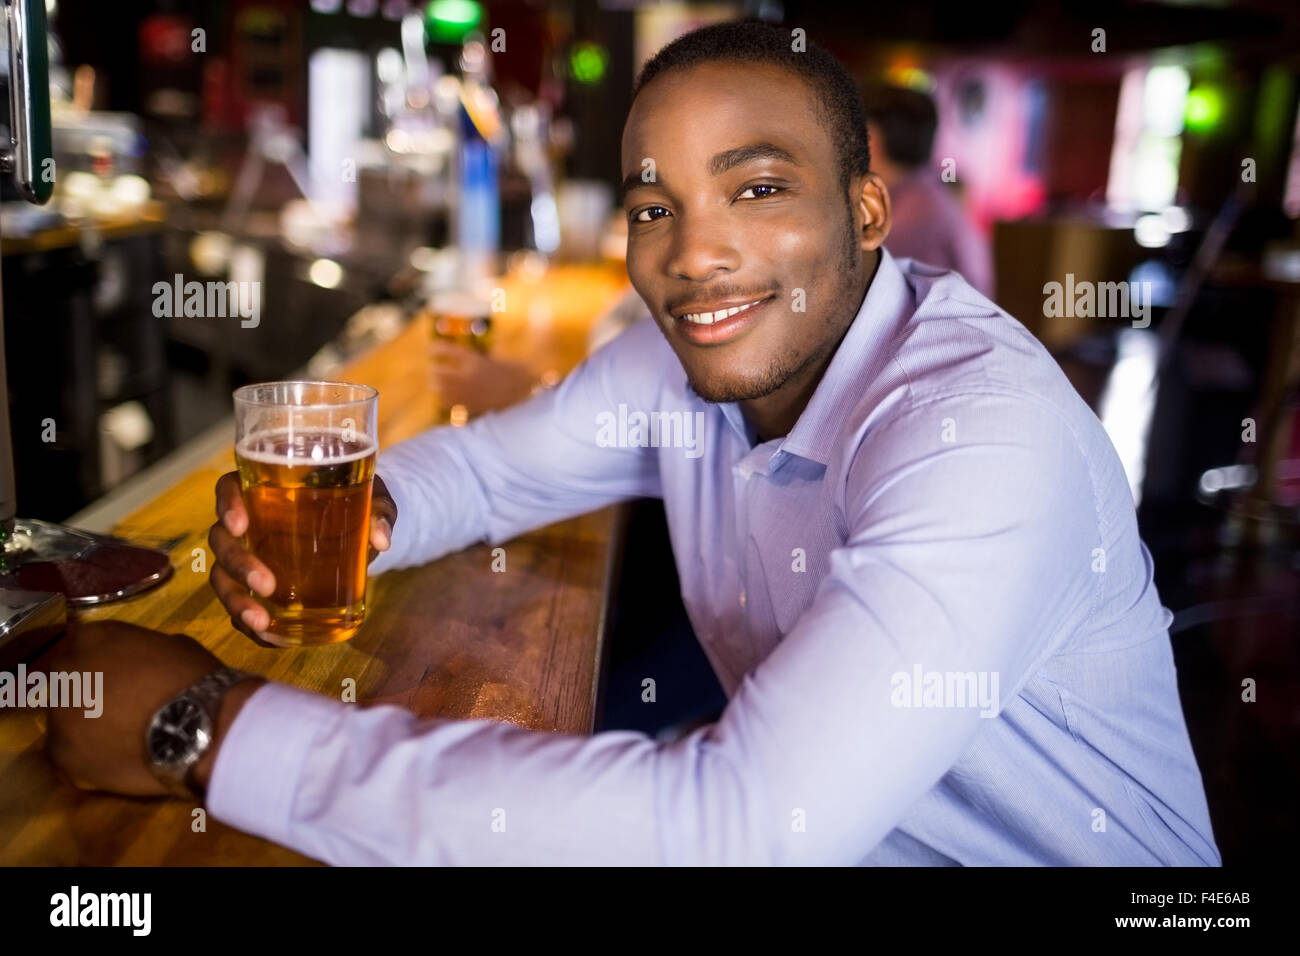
[
  {"x1": 204, "y1": 391, "x2": 1101, "y2": 864},
  {"x1": 369, "y1": 317, "x2": 665, "y2": 575}
]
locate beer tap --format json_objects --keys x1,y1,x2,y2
[{"x1": 0, "y1": 0, "x2": 171, "y2": 632}]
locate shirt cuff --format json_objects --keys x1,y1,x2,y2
[{"x1": 206, "y1": 681, "x2": 347, "y2": 852}]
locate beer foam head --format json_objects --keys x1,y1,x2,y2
[{"x1": 236, "y1": 426, "x2": 376, "y2": 464}]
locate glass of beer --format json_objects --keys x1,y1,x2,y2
[
  {"x1": 425, "y1": 290, "x2": 493, "y2": 426},
  {"x1": 426, "y1": 287, "x2": 493, "y2": 353},
  {"x1": 430, "y1": 310, "x2": 492, "y2": 353},
  {"x1": 233, "y1": 381, "x2": 379, "y2": 646}
]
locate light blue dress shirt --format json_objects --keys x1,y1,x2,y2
[{"x1": 208, "y1": 249, "x2": 1221, "y2": 866}]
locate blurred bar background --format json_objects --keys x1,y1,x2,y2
[{"x1": 1, "y1": 0, "x2": 1297, "y2": 863}]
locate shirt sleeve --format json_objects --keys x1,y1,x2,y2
[
  {"x1": 206, "y1": 389, "x2": 1100, "y2": 864},
  {"x1": 368, "y1": 317, "x2": 664, "y2": 575}
]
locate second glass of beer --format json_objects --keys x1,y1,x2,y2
[{"x1": 233, "y1": 381, "x2": 378, "y2": 646}]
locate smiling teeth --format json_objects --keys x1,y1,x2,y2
[{"x1": 681, "y1": 300, "x2": 761, "y2": 325}]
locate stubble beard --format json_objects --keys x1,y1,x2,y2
[{"x1": 684, "y1": 204, "x2": 864, "y2": 404}]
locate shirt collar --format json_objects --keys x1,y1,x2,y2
[
  {"x1": 684, "y1": 371, "x2": 758, "y2": 447},
  {"x1": 686, "y1": 248, "x2": 912, "y2": 464},
  {"x1": 773, "y1": 247, "x2": 913, "y2": 466}
]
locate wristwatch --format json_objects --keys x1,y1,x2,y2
[{"x1": 145, "y1": 666, "x2": 254, "y2": 800}]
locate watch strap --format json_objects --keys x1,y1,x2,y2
[
  {"x1": 149, "y1": 666, "x2": 254, "y2": 800},
  {"x1": 188, "y1": 666, "x2": 254, "y2": 713}
]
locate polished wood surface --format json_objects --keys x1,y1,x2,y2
[{"x1": 0, "y1": 263, "x2": 631, "y2": 865}]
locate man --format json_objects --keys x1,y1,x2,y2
[
  {"x1": 44, "y1": 22, "x2": 1219, "y2": 866},
  {"x1": 863, "y1": 84, "x2": 995, "y2": 299}
]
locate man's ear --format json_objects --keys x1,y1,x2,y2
[{"x1": 852, "y1": 172, "x2": 890, "y2": 252}]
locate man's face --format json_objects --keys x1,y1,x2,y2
[{"x1": 621, "y1": 61, "x2": 881, "y2": 404}]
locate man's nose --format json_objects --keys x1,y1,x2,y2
[{"x1": 665, "y1": 214, "x2": 741, "y2": 282}]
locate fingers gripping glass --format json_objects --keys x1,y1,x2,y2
[{"x1": 233, "y1": 382, "x2": 378, "y2": 646}]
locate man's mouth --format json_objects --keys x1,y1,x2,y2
[
  {"x1": 668, "y1": 294, "x2": 776, "y2": 344},
  {"x1": 675, "y1": 296, "x2": 768, "y2": 324}
]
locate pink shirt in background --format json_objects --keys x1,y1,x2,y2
[{"x1": 886, "y1": 169, "x2": 995, "y2": 301}]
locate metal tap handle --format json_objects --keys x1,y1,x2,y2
[
  {"x1": 1, "y1": 0, "x2": 54, "y2": 529},
  {"x1": 3, "y1": 0, "x2": 54, "y2": 204}
]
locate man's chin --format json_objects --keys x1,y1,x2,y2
[
  {"x1": 663, "y1": 327, "x2": 805, "y2": 403},
  {"x1": 684, "y1": 368, "x2": 790, "y2": 404}
]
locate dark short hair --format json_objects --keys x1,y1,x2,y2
[
  {"x1": 862, "y1": 85, "x2": 937, "y2": 169},
  {"x1": 633, "y1": 20, "x2": 871, "y2": 190}
]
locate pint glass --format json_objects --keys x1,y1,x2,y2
[
  {"x1": 424, "y1": 290, "x2": 492, "y2": 426},
  {"x1": 233, "y1": 381, "x2": 379, "y2": 646}
]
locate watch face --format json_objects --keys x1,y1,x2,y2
[{"x1": 147, "y1": 698, "x2": 210, "y2": 767}]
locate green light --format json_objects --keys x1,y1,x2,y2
[
  {"x1": 424, "y1": 0, "x2": 482, "y2": 43},
  {"x1": 569, "y1": 43, "x2": 607, "y2": 85},
  {"x1": 1184, "y1": 86, "x2": 1223, "y2": 134}
]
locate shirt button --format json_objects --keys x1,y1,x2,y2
[{"x1": 739, "y1": 589, "x2": 747, "y2": 609}]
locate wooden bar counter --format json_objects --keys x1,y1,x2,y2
[{"x1": 0, "y1": 263, "x2": 632, "y2": 865}]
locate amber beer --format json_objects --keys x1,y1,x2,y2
[
  {"x1": 430, "y1": 310, "x2": 492, "y2": 353},
  {"x1": 425, "y1": 290, "x2": 493, "y2": 426},
  {"x1": 233, "y1": 382, "x2": 379, "y2": 646}
]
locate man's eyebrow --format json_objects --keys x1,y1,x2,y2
[
  {"x1": 708, "y1": 142, "x2": 799, "y2": 176},
  {"x1": 621, "y1": 142, "x2": 800, "y2": 200},
  {"x1": 621, "y1": 169, "x2": 654, "y2": 199}
]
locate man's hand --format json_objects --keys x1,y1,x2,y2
[
  {"x1": 430, "y1": 340, "x2": 539, "y2": 416},
  {"x1": 41, "y1": 620, "x2": 266, "y2": 797},
  {"x1": 208, "y1": 472, "x2": 397, "y2": 642}
]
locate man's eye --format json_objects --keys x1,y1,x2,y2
[
  {"x1": 632, "y1": 206, "x2": 670, "y2": 223},
  {"x1": 738, "y1": 184, "x2": 782, "y2": 200}
]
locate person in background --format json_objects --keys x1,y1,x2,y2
[
  {"x1": 430, "y1": 285, "x2": 648, "y2": 417},
  {"x1": 863, "y1": 85, "x2": 995, "y2": 300},
  {"x1": 428, "y1": 340, "x2": 539, "y2": 416}
]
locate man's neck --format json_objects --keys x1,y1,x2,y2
[{"x1": 739, "y1": 254, "x2": 878, "y2": 443}]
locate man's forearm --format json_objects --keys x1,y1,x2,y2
[
  {"x1": 369, "y1": 373, "x2": 661, "y2": 575},
  {"x1": 367, "y1": 426, "x2": 496, "y2": 574}
]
